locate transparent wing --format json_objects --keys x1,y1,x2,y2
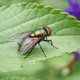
[
  {"x1": 10, "y1": 32, "x2": 31, "y2": 41},
  {"x1": 19, "y1": 37, "x2": 41, "y2": 54}
]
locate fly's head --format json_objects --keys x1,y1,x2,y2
[{"x1": 43, "y1": 26, "x2": 52, "y2": 36}]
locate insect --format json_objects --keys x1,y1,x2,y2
[{"x1": 14, "y1": 26, "x2": 57, "y2": 58}]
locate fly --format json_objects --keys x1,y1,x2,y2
[{"x1": 14, "y1": 26, "x2": 57, "y2": 58}]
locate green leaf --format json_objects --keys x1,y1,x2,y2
[
  {"x1": 0, "y1": 2, "x2": 80, "y2": 72},
  {"x1": 0, "y1": 36, "x2": 80, "y2": 72},
  {"x1": 0, "y1": 3, "x2": 80, "y2": 43}
]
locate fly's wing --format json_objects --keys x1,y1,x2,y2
[
  {"x1": 19, "y1": 37, "x2": 41, "y2": 54},
  {"x1": 10, "y1": 32, "x2": 31, "y2": 41}
]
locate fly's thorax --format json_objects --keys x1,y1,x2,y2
[{"x1": 30, "y1": 29, "x2": 47, "y2": 37}]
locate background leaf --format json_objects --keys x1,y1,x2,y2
[{"x1": 0, "y1": 53, "x2": 80, "y2": 80}]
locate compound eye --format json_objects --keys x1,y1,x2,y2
[{"x1": 47, "y1": 27, "x2": 52, "y2": 36}]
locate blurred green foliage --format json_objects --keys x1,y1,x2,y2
[
  {"x1": 0, "y1": 0, "x2": 39, "y2": 6},
  {"x1": 0, "y1": 0, "x2": 80, "y2": 9}
]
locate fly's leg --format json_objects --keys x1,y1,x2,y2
[
  {"x1": 38, "y1": 43, "x2": 47, "y2": 58},
  {"x1": 24, "y1": 45, "x2": 35, "y2": 59},
  {"x1": 18, "y1": 39, "x2": 24, "y2": 51},
  {"x1": 18, "y1": 42, "x2": 22, "y2": 51},
  {"x1": 44, "y1": 37, "x2": 58, "y2": 49}
]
